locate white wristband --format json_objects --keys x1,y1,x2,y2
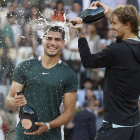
[{"x1": 45, "y1": 122, "x2": 51, "y2": 132}]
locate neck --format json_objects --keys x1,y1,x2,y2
[
  {"x1": 41, "y1": 54, "x2": 60, "y2": 69},
  {"x1": 122, "y1": 31, "x2": 138, "y2": 40}
]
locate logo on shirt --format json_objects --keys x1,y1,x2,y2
[{"x1": 42, "y1": 72, "x2": 49, "y2": 75}]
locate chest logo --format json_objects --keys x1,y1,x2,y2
[{"x1": 42, "y1": 72, "x2": 50, "y2": 75}]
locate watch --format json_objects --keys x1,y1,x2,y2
[
  {"x1": 45, "y1": 122, "x2": 51, "y2": 132},
  {"x1": 77, "y1": 29, "x2": 86, "y2": 36}
]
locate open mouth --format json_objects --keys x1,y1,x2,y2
[{"x1": 48, "y1": 46, "x2": 57, "y2": 51}]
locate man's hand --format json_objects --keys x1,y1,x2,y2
[
  {"x1": 90, "y1": 1, "x2": 112, "y2": 15},
  {"x1": 24, "y1": 122, "x2": 47, "y2": 135},
  {"x1": 68, "y1": 17, "x2": 84, "y2": 30},
  {"x1": 15, "y1": 94, "x2": 27, "y2": 108}
]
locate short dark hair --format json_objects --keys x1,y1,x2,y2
[
  {"x1": 83, "y1": 100, "x2": 93, "y2": 108},
  {"x1": 43, "y1": 26, "x2": 65, "y2": 40},
  {"x1": 7, "y1": 12, "x2": 16, "y2": 18},
  {"x1": 84, "y1": 78, "x2": 94, "y2": 84}
]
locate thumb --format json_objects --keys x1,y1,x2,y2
[{"x1": 35, "y1": 122, "x2": 40, "y2": 125}]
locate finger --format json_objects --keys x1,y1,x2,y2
[
  {"x1": 90, "y1": 1, "x2": 96, "y2": 8},
  {"x1": 24, "y1": 131, "x2": 38, "y2": 135},
  {"x1": 15, "y1": 95, "x2": 24, "y2": 99},
  {"x1": 15, "y1": 100, "x2": 27, "y2": 106}
]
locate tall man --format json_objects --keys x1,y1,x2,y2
[
  {"x1": 6, "y1": 26, "x2": 78, "y2": 140},
  {"x1": 69, "y1": 1, "x2": 140, "y2": 140}
]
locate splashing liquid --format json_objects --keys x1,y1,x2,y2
[{"x1": 37, "y1": 11, "x2": 70, "y2": 43}]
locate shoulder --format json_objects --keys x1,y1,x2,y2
[
  {"x1": 60, "y1": 62, "x2": 78, "y2": 81},
  {"x1": 61, "y1": 62, "x2": 77, "y2": 75},
  {"x1": 16, "y1": 57, "x2": 38, "y2": 70}
]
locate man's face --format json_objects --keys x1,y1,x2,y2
[
  {"x1": 84, "y1": 81, "x2": 93, "y2": 89},
  {"x1": 42, "y1": 31, "x2": 65, "y2": 57},
  {"x1": 110, "y1": 15, "x2": 127, "y2": 39},
  {"x1": 9, "y1": 15, "x2": 16, "y2": 24}
]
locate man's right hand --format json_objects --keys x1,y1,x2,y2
[
  {"x1": 68, "y1": 17, "x2": 84, "y2": 31},
  {"x1": 89, "y1": 1, "x2": 112, "y2": 16},
  {"x1": 15, "y1": 94, "x2": 27, "y2": 108}
]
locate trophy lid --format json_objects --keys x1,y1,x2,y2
[{"x1": 80, "y1": 6, "x2": 105, "y2": 24}]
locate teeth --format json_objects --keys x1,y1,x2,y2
[{"x1": 48, "y1": 47, "x2": 56, "y2": 50}]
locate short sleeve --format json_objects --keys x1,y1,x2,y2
[
  {"x1": 63, "y1": 71, "x2": 78, "y2": 94},
  {"x1": 3, "y1": 25, "x2": 10, "y2": 37},
  {"x1": 12, "y1": 62, "x2": 26, "y2": 85}
]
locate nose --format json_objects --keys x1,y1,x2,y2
[
  {"x1": 110, "y1": 24, "x2": 114, "y2": 30},
  {"x1": 50, "y1": 39, "x2": 56, "y2": 45}
]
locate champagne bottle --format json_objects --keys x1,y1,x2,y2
[
  {"x1": 17, "y1": 92, "x2": 39, "y2": 133},
  {"x1": 71, "y1": 6, "x2": 105, "y2": 25}
]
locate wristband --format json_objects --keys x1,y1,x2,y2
[
  {"x1": 77, "y1": 30, "x2": 86, "y2": 36},
  {"x1": 45, "y1": 122, "x2": 51, "y2": 132}
]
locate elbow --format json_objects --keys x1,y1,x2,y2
[
  {"x1": 82, "y1": 62, "x2": 91, "y2": 69},
  {"x1": 66, "y1": 112, "x2": 75, "y2": 123}
]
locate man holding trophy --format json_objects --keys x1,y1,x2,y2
[
  {"x1": 6, "y1": 26, "x2": 78, "y2": 140},
  {"x1": 69, "y1": 1, "x2": 140, "y2": 140}
]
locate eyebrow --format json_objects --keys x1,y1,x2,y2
[{"x1": 46, "y1": 36, "x2": 62, "y2": 40}]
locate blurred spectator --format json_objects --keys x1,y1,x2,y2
[
  {"x1": 11, "y1": 17, "x2": 22, "y2": 49},
  {"x1": 74, "y1": 0, "x2": 95, "y2": 11},
  {"x1": 77, "y1": 78, "x2": 99, "y2": 106},
  {"x1": 94, "y1": 16, "x2": 108, "y2": 39},
  {"x1": 15, "y1": 26, "x2": 34, "y2": 66},
  {"x1": 63, "y1": 29, "x2": 81, "y2": 73},
  {"x1": 51, "y1": 0, "x2": 65, "y2": 22},
  {"x1": 24, "y1": 5, "x2": 39, "y2": 55},
  {"x1": 67, "y1": 2, "x2": 81, "y2": 20},
  {"x1": 67, "y1": 100, "x2": 96, "y2": 140},
  {"x1": 86, "y1": 88, "x2": 100, "y2": 107},
  {"x1": 42, "y1": 5, "x2": 53, "y2": 21},
  {"x1": 2, "y1": 12, "x2": 15, "y2": 49},
  {"x1": 86, "y1": 24, "x2": 101, "y2": 55},
  {"x1": 0, "y1": 49, "x2": 14, "y2": 85},
  {"x1": 9, "y1": 0, "x2": 30, "y2": 27},
  {"x1": 5, "y1": 110, "x2": 17, "y2": 140}
]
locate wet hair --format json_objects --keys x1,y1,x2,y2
[
  {"x1": 109, "y1": 5, "x2": 140, "y2": 36},
  {"x1": 83, "y1": 100, "x2": 93, "y2": 108},
  {"x1": 43, "y1": 26, "x2": 65, "y2": 40},
  {"x1": 7, "y1": 12, "x2": 16, "y2": 18}
]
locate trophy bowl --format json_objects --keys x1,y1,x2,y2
[{"x1": 80, "y1": 6, "x2": 105, "y2": 24}]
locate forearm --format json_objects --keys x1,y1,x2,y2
[
  {"x1": 6, "y1": 96, "x2": 18, "y2": 111},
  {"x1": 5, "y1": 37, "x2": 12, "y2": 48},
  {"x1": 78, "y1": 38, "x2": 116, "y2": 68},
  {"x1": 49, "y1": 111, "x2": 74, "y2": 129}
]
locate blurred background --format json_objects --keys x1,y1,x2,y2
[{"x1": 0, "y1": 0, "x2": 140, "y2": 140}]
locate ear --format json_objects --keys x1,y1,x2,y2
[
  {"x1": 125, "y1": 21, "x2": 131, "y2": 29},
  {"x1": 62, "y1": 40, "x2": 65, "y2": 46}
]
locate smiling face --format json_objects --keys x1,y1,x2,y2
[
  {"x1": 42, "y1": 31, "x2": 65, "y2": 57},
  {"x1": 110, "y1": 15, "x2": 128, "y2": 39}
]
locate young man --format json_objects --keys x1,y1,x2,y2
[
  {"x1": 6, "y1": 26, "x2": 78, "y2": 140},
  {"x1": 69, "y1": 1, "x2": 140, "y2": 140}
]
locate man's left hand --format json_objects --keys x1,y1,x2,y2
[{"x1": 24, "y1": 122, "x2": 47, "y2": 135}]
